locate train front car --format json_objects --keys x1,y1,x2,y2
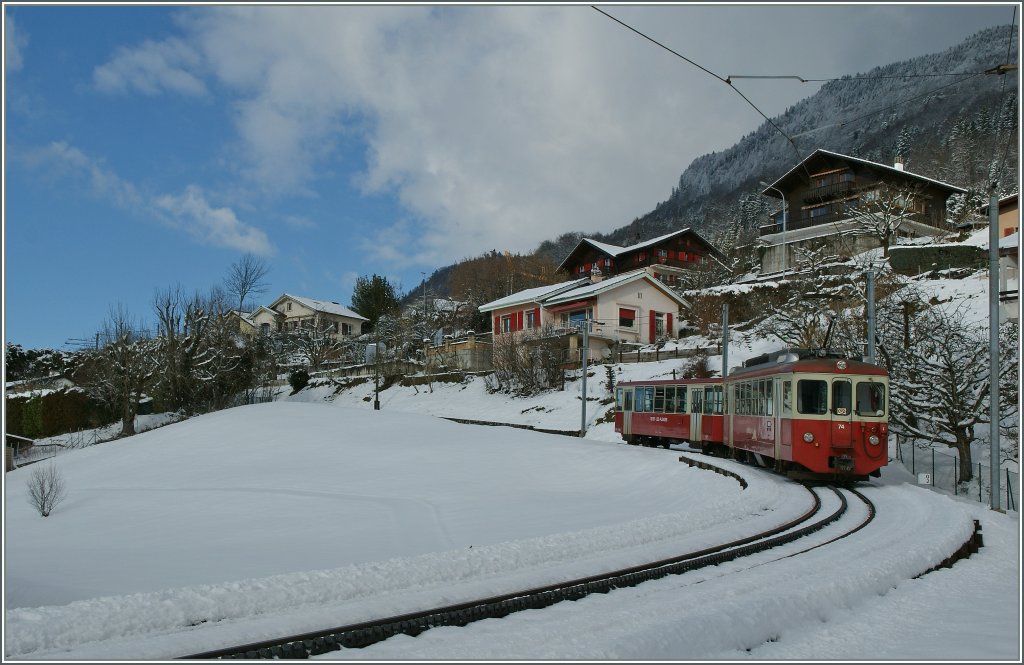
[{"x1": 730, "y1": 354, "x2": 889, "y2": 481}]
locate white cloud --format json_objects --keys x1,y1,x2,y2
[
  {"x1": 93, "y1": 37, "x2": 207, "y2": 96},
  {"x1": 21, "y1": 142, "x2": 272, "y2": 255},
  {"x1": 5, "y1": 13, "x2": 28, "y2": 72},
  {"x1": 155, "y1": 185, "x2": 273, "y2": 255},
  {"x1": 94, "y1": 5, "x2": 1012, "y2": 267}
]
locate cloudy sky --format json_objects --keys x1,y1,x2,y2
[{"x1": 3, "y1": 3, "x2": 1015, "y2": 349}]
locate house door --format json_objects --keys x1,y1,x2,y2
[{"x1": 831, "y1": 379, "x2": 854, "y2": 448}]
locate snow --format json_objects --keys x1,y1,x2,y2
[
  {"x1": 478, "y1": 279, "x2": 586, "y2": 312},
  {"x1": 3, "y1": 393, "x2": 1020, "y2": 660}
]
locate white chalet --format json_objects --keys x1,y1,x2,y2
[{"x1": 479, "y1": 267, "x2": 689, "y2": 361}]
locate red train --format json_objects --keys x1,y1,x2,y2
[{"x1": 614, "y1": 350, "x2": 889, "y2": 481}]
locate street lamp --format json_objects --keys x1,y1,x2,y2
[{"x1": 760, "y1": 181, "x2": 787, "y2": 274}]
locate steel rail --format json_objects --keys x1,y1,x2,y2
[{"x1": 181, "y1": 462, "x2": 827, "y2": 659}]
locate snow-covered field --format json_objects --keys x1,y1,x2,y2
[{"x1": 3, "y1": 399, "x2": 1020, "y2": 660}]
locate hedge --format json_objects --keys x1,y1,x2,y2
[{"x1": 5, "y1": 389, "x2": 115, "y2": 439}]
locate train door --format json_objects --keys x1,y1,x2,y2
[
  {"x1": 831, "y1": 378, "x2": 854, "y2": 448},
  {"x1": 620, "y1": 387, "x2": 633, "y2": 439},
  {"x1": 690, "y1": 387, "x2": 703, "y2": 442},
  {"x1": 771, "y1": 378, "x2": 781, "y2": 460}
]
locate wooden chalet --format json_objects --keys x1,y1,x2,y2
[
  {"x1": 758, "y1": 149, "x2": 966, "y2": 274},
  {"x1": 557, "y1": 229, "x2": 726, "y2": 287}
]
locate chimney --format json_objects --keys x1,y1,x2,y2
[
  {"x1": 894, "y1": 155, "x2": 905, "y2": 171},
  {"x1": 590, "y1": 265, "x2": 604, "y2": 283}
]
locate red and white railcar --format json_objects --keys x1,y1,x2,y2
[{"x1": 614, "y1": 351, "x2": 889, "y2": 480}]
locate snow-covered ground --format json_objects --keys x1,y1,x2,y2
[{"x1": 3, "y1": 399, "x2": 1019, "y2": 660}]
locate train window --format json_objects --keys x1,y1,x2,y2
[
  {"x1": 677, "y1": 387, "x2": 687, "y2": 413},
  {"x1": 766, "y1": 379, "x2": 775, "y2": 417},
  {"x1": 832, "y1": 380, "x2": 852, "y2": 415},
  {"x1": 664, "y1": 386, "x2": 678, "y2": 413},
  {"x1": 623, "y1": 389, "x2": 633, "y2": 412},
  {"x1": 704, "y1": 386, "x2": 722, "y2": 414},
  {"x1": 654, "y1": 387, "x2": 666, "y2": 412},
  {"x1": 782, "y1": 381, "x2": 793, "y2": 416},
  {"x1": 856, "y1": 381, "x2": 886, "y2": 416},
  {"x1": 615, "y1": 388, "x2": 624, "y2": 412},
  {"x1": 637, "y1": 386, "x2": 654, "y2": 412},
  {"x1": 797, "y1": 380, "x2": 828, "y2": 415}
]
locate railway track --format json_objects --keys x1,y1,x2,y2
[
  {"x1": 179, "y1": 453, "x2": 982, "y2": 660},
  {"x1": 180, "y1": 458, "x2": 866, "y2": 660}
]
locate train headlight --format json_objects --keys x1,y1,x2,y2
[
  {"x1": 802, "y1": 432, "x2": 815, "y2": 443},
  {"x1": 868, "y1": 434, "x2": 881, "y2": 446}
]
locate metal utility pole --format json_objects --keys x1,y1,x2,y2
[
  {"x1": 580, "y1": 319, "x2": 589, "y2": 437},
  {"x1": 721, "y1": 303, "x2": 729, "y2": 378},
  {"x1": 866, "y1": 269, "x2": 876, "y2": 364},
  {"x1": 760, "y1": 180, "x2": 788, "y2": 274},
  {"x1": 988, "y1": 187, "x2": 1001, "y2": 511}
]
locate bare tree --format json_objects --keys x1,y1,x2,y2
[
  {"x1": 76, "y1": 305, "x2": 155, "y2": 437},
  {"x1": 283, "y1": 319, "x2": 344, "y2": 372},
  {"x1": 26, "y1": 463, "x2": 67, "y2": 517},
  {"x1": 224, "y1": 253, "x2": 271, "y2": 313},
  {"x1": 841, "y1": 183, "x2": 929, "y2": 258},
  {"x1": 882, "y1": 303, "x2": 1016, "y2": 483}
]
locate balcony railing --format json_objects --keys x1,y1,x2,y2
[{"x1": 802, "y1": 181, "x2": 854, "y2": 203}]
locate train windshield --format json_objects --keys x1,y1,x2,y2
[
  {"x1": 797, "y1": 379, "x2": 828, "y2": 415},
  {"x1": 856, "y1": 381, "x2": 886, "y2": 416}
]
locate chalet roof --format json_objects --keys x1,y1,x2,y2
[
  {"x1": 543, "y1": 269, "x2": 689, "y2": 308},
  {"x1": 761, "y1": 148, "x2": 967, "y2": 198},
  {"x1": 557, "y1": 228, "x2": 725, "y2": 272},
  {"x1": 270, "y1": 294, "x2": 369, "y2": 321},
  {"x1": 479, "y1": 279, "x2": 588, "y2": 313},
  {"x1": 480, "y1": 269, "x2": 689, "y2": 314},
  {"x1": 980, "y1": 192, "x2": 1019, "y2": 214}
]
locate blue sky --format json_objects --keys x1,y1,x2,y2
[{"x1": 3, "y1": 3, "x2": 1015, "y2": 351}]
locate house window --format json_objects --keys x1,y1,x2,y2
[
  {"x1": 809, "y1": 204, "x2": 831, "y2": 219},
  {"x1": 619, "y1": 308, "x2": 636, "y2": 328},
  {"x1": 658, "y1": 249, "x2": 668, "y2": 259},
  {"x1": 501, "y1": 315, "x2": 513, "y2": 333},
  {"x1": 287, "y1": 302, "x2": 292, "y2": 311},
  {"x1": 261, "y1": 323, "x2": 270, "y2": 335},
  {"x1": 526, "y1": 310, "x2": 536, "y2": 329},
  {"x1": 342, "y1": 322, "x2": 352, "y2": 335}
]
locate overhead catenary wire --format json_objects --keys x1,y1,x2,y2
[{"x1": 591, "y1": 6, "x2": 807, "y2": 174}]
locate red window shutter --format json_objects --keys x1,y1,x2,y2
[
  {"x1": 517, "y1": 311, "x2": 524, "y2": 331},
  {"x1": 667, "y1": 313, "x2": 673, "y2": 337},
  {"x1": 534, "y1": 306, "x2": 541, "y2": 328},
  {"x1": 619, "y1": 308, "x2": 635, "y2": 320},
  {"x1": 649, "y1": 310, "x2": 657, "y2": 343},
  {"x1": 668, "y1": 250, "x2": 675, "y2": 259},
  {"x1": 494, "y1": 315, "x2": 500, "y2": 334}
]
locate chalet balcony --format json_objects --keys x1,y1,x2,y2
[{"x1": 802, "y1": 181, "x2": 854, "y2": 203}]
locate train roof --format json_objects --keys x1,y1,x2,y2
[{"x1": 617, "y1": 351, "x2": 887, "y2": 386}]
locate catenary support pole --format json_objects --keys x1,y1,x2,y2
[
  {"x1": 866, "y1": 269, "x2": 876, "y2": 364},
  {"x1": 580, "y1": 319, "x2": 589, "y2": 437},
  {"x1": 989, "y1": 188, "x2": 1001, "y2": 511},
  {"x1": 721, "y1": 303, "x2": 729, "y2": 378}
]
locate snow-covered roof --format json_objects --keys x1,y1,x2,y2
[
  {"x1": 559, "y1": 228, "x2": 723, "y2": 272},
  {"x1": 272, "y1": 294, "x2": 368, "y2": 321},
  {"x1": 763, "y1": 148, "x2": 967, "y2": 196},
  {"x1": 543, "y1": 269, "x2": 687, "y2": 307},
  {"x1": 479, "y1": 279, "x2": 588, "y2": 312},
  {"x1": 999, "y1": 232, "x2": 1018, "y2": 251},
  {"x1": 482, "y1": 270, "x2": 688, "y2": 314}
]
